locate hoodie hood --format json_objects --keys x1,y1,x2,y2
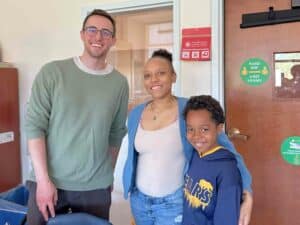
[{"x1": 201, "y1": 148, "x2": 236, "y2": 161}]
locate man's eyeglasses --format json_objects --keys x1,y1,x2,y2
[{"x1": 84, "y1": 26, "x2": 113, "y2": 39}]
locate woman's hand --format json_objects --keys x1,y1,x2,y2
[{"x1": 239, "y1": 190, "x2": 253, "y2": 225}]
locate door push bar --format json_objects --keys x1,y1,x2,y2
[{"x1": 240, "y1": 6, "x2": 300, "y2": 28}]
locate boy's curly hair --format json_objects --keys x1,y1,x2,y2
[{"x1": 183, "y1": 95, "x2": 225, "y2": 125}]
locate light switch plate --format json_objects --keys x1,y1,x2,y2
[{"x1": 0, "y1": 131, "x2": 14, "y2": 144}]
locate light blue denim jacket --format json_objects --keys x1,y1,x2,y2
[{"x1": 122, "y1": 97, "x2": 252, "y2": 199}]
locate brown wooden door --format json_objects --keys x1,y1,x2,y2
[
  {"x1": 0, "y1": 68, "x2": 21, "y2": 192},
  {"x1": 225, "y1": 1, "x2": 300, "y2": 225}
]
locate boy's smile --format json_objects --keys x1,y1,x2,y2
[{"x1": 186, "y1": 109, "x2": 223, "y2": 155}]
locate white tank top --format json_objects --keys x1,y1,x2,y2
[{"x1": 135, "y1": 119, "x2": 185, "y2": 197}]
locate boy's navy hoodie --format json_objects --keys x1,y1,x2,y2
[{"x1": 183, "y1": 147, "x2": 242, "y2": 225}]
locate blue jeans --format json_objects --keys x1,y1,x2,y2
[{"x1": 130, "y1": 187, "x2": 183, "y2": 225}]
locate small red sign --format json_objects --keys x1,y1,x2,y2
[{"x1": 181, "y1": 27, "x2": 211, "y2": 61}]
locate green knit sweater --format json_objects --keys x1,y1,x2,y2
[{"x1": 25, "y1": 58, "x2": 129, "y2": 191}]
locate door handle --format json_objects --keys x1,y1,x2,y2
[{"x1": 227, "y1": 128, "x2": 249, "y2": 141}]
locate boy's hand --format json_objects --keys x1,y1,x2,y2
[{"x1": 239, "y1": 190, "x2": 253, "y2": 225}]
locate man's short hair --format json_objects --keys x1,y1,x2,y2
[{"x1": 82, "y1": 9, "x2": 116, "y2": 37}]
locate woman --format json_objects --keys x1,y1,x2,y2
[{"x1": 123, "y1": 49, "x2": 253, "y2": 225}]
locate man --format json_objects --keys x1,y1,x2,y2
[{"x1": 25, "y1": 9, "x2": 129, "y2": 225}]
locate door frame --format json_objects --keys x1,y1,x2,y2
[
  {"x1": 211, "y1": 0, "x2": 224, "y2": 107},
  {"x1": 81, "y1": 0, "x2": 181, "y2": 95}
]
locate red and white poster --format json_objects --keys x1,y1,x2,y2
[{"x1": 180, "y1": 27, "x2": 211, "y2": 61}]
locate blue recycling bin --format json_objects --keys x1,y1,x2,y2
[
  {"x1": 0, "y1": 185, "x2": 28, "y2": 225},
  {"x1": 0, "y1": 185, "x2": 112, "y2": 225},
  {"x1": 0, "y1": 199, "x2": 27, "y2": 225}
]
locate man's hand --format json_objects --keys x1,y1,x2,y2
[
  {"x1": 239, "y1": 190, "x2": 253, "y2": 225},
  {"x1": 109, "y1": 146, "x2": 119, "y2": 170},
  {"x1": 36, "y1": 179, "x2": 58, "y2": 221}
]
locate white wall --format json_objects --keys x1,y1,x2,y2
[{"x1": 180, "y1": 0, "x2": 212, "y2": 97}]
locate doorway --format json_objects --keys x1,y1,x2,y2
[
  {"x1": 109, "y1": 7, "x2": 173, "y2": 110},
  {"x1": 225, "y1": 1, "x2": 300, "y2": 224},
  {"x1": 109, "y1": 8, "x2": 173, "y2": 224}
]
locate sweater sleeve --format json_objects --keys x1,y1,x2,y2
[
  {"x1": 214, "y1": 186, "x2": 241, "y2": 225},
  {"x1": 217, "y1": 132, "x2": 252, "y2": 192},
  {"x1": 109, "y1": 78, "x2": 129, "y2": 148},
  {"x1": 25, "y1": 64, "x2": 54, "y2": 139},
  {"x1": 213, "y1": 161, "x2": 242, "y2": 225}
]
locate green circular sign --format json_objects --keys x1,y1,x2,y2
[
  {"x1": 240, "y1": 58, "x2": 270, "y2": 86},
  {"x1": 281, "y1": 136, "x2": 300, "y2": 166}
]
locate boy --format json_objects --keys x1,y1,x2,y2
[{"x1": 182, "y1": 95, "x2": 242, "y2": 225}]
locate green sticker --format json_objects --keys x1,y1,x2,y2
[
  {"x1": 281, "y1": 136, "x2": 300, "y2": 166},
  {"x1": 240, "y1": 58, "x2": 270, "y2": 86}
]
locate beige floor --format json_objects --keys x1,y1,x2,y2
[
  {"x1": 110, "y1": 190, "x2": 131, "y2": 225},
  {"x1": 110, "y1": 135, "x2": 132, "y2": 225}
]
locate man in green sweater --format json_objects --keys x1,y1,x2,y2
[{"x1": 25, "y1": 9, "x2": 129, "y2": 225}]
